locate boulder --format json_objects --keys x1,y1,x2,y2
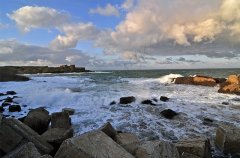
[
  {"x1": 135, "y1": 140, "x2": 180, "y2": 158},
  {"x1": 51, "y1": 112, "x2": 71, "y2": 129},
  {"x1": 4, "y1": 97, "x2": 13, "y2": 103},
  {"x1": 175, "y1": 138, "x2": 212, "y2": 158},
  {"x1": 0, "y1": 93, "x2": 5, "y2": 96},
  {"x1": 226, "y1": 75, "x2": 240, "y2": 84},
  {"x1": 120, "y1": 96, "x2": 136, "y2": 104},
  {"x1": 2, "y1": 102, "x2": 11, "y2": 107},
  {"x1": 2, "y1": 142, "x2": 41, "y2": 158},
  {"x1": 2, "y1": 118, "x2": 53, "y2": 154},
  {"x1": 141, "y1": 100, "x2": 156, "y2": 105},
  {"x1": 99, "y1": 122, "x2": 117, "y2": 139},
  {"x1": 62, "y1": 108, "x2": 75, "y2": 115},
  {"x1": 6, "y1": 91, "x2": 17, "y2": 95},
  {"x1": 110, "y1": 101, "x2": 116, "y2": 105},
  {"x1": 218, "y1": 82, "x2": 240, "y2": 95},
  {"x1": 174, "y1": 76, "x2": 217, "y2": 87},
  {"x1": 115, "y1": 133, "x2": 140, "y2": 155},
  {"x1": 8, "y1": 105, "x2": 21, "y2": 112},
  {"x1": 160, "y1": 96, "x2": 169, "y2": 102},
  {"x1": 24, "y1": 107, "x2": 51, "y2": 134},
  {"x1": 181, "y1": 152, "x2": 201, "y2": 158},
  {"x1": 0, "y1": 124, "x2": 23, "y2": 153},
  {"x1": 160, "y1": 109, "x2": 178, "y2": 119},
  {"x1": 0, "y1": 106, "x2": 4, "y2": 113},
  {"x1": 215, "y1": 124, "x2": 240, "y2": 154},
  {"x1": 54, "y1": 131, "x2": 134, "y2": 158},
  {"x1": 42, "y1": 128, "x2": 74, "y2": 145},
  {"x1": 213, "y1": 78, "x2": 226, "y2": 84}
]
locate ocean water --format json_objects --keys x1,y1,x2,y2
[{"x1": 1, "y1": 69, "x2": 240, "y2": 152}]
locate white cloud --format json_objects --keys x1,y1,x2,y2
[
  {"x1": 121, "y1": 0, "x2": 134, "y2": 10},
  {"x1": 8, "y1": 6, "x2": 69, "y2": 32},
  {"x1": 89, "y1": 4, "x2": 119, "y2": 17}
]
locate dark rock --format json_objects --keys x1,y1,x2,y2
[
  {"x1": 115, "y1": 133, "x2": 140, "y2": 155},
  {"x1": 110, "y1": 101, "x2": 116, "y2": 105},
  {"x1": 99, "y1": 122, "x2": 117, "y2": 139},
  {"x1": 222, "y1": 102, "x2": 229, "y2": 105},
  {"x1": 181, "y1": 152, "x2": 201, "y2": 158},
  {"x1": 22, "y1": 104, "x2": 28, "y2": 107},
  {"x1": 160, "y1": 96, "x2": 169, "y2": 102},
  {"x1": 24, "y1": 107, "x2": 51, "y2": 134},
  {"x1": 214, "y1": 78, "x2": 227, "y2": 84},
  {"x1": 39, "y1": 155, "x2": 53, "y2": 158},
  {"x1": 51, "y1": 112, "x2": 71, "y2": 129},
  {"x1": 175, "y1": 138, "x2": 212, "y2": 158},
  {"x1": 0, "y1": 93, "x2": 5, "y2": 96},
  {"x1": 2, "y1": 142, "x2": 41, "y2": 158},
  {"x1": 153, "y1": 98, "x2": 158, "y2": 102},
  {"x1": 120, "y1": 96, "x2": 136, "y2": 104},
  {"x1": 160, "y1": 109, "x2": 178, "y2": 119},
  {"x1": 18, "y1": 116, "x2": 26, "y2": 122},
  {"x1": 62, "y1": 108, "x2": 75, "y2": 115},
  {"x1": 3, "y1": 118, "x2": 53, "y2": 154},
  {"x1": 2, "y1": 102, "x2": 11, "y2": 107},
  {"x1": 9, "y1": 105, "x2": 21, "y2": 112},
  {"x1": 0, "y1": 71, "x2": 30, "y2": 82},
  {"x1": 4, "y1": 97, "x2": 13, "y2": 103},
  {"x1": 141, "y1": 100, "x2": 156, "y2": 105},
  {"x1": 54, "y1": 131, "x2": 134, "y2": 158},
  {"x1": 135, "y1": 140, "x2": 180, "y2": 158},
  {"x1": 6, "y1": 91, "x2": 17, "y2": 95},
  {"x1": 0, "y1": 106, "x2": 4, "y2": 113}
]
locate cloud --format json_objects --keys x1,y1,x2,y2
[
  {"x1": 0, "y1": 39, "x2": 94, "y2": 67},
  {"x1": 8, "y1": 6, "x2": 69, "y2": 32},
  {"x1": 0, "y1": 23, "x2": 8, "y2": 29},
  {"x1": 121, "y1": 0, "x2": 135, "y2": 10},
  {"x1": 89, "y1": 4, "x2": 119, "y2": 17}
]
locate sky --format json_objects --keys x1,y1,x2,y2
[{"x1": 0, "y1": 0, "x2": 240, "y2": 70}]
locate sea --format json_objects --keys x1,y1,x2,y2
[{"x1": 1, "y1": 68, "x2": 240, "y2": 156}]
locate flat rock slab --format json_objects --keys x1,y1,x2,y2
[
  {"x1": 2, "y1": 118, "x2": 53, "y2": 154},
  {"x1": 135, "y1": 140, "x2": 180, "y2": 158},
  {"x1": 215, "y1": 124, "x2": 240, "y2": 154},
  {"x1": 2, "y1": 142, "x2": 41, "y2": 158},
  {"x1": 115, "y1": 133, "x2": 140, "y2": 155},
  {"x1": 42, "y1": 128, "x2": 73, "y2": 144},
  {"x1": 51, "y1": 112, "x2": 71, "y2": 129},
  {"x1": 175, "y1": 138, "x2": 211, "y2": 158},
  {"x1": 55, "y1": 131, "x2": 134, "y2": 158}
]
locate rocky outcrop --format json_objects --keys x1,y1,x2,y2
[
  {"x1": 54, "y1": 130, "x2": 135, "y2": 158},
  {"x1": 24, "y1": 107, "x2": 51, "y2": 134},
  {"x1": 135, "y1": 140, "x2": 180, "y2": 158},
  {"x1": 0, "y1": 71, "x2": 29, "y2": 82},
  {"x1": 218, "y1": 75, "x2": 240, "y2": 95},
  {"x1": 160, "y1": 96, "x2": 169, "y2": 102},
  {"x1": 99, "y1": 122, "x2": 117, "y2": 139},
  {"x1": 8, "y1": 105, "x2": 21, "y2": 112},
  {"x1": 160, "y1": 109, "x2": 178, "y2": 119},
  {"x1": 62, "y1": 108, "x2": 75, "y2": 115},
  {"x1": 120, "y1": 96, "x2": 136, "y2": 104},
  {"x1": 51, "y1": 112, "x2": 71, "y2": 129},
  {"x1": 215, "y1": 124, "x2": 240, "y2": 154},
  {"x1": 175, "y1": 138, "x2": 212, "y2": 158},
  {"x1": 174, "y1": 76, "x2": 217, "y2": 87}
]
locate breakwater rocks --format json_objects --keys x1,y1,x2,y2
[
  {"x1": 1, "y1": 108, "x2": 240, "y2": 158},
  {"x1": 0, "y1": 71, "x2": 29, "y2": 82},
  {"x1": 174, "y1": 74, "x2": 240, "y2": 95}
]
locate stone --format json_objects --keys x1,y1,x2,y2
[
  {"x1": 62, "y1": 108, "x2": 75, "y2": 115},
  {"x1": 6, "y1": 91, "x2": 17, "y2": 95},
  {"x1": 24, "y1": 107, "x2": 51, "y2": 134},
  {"x1": 0, "y1": 124, "x2": 23, "y2": 153},
  {"x1": 213, "y1": 78, "x2": 227, "y2": 84},
  {"x1": 51, "y1": 112, "x2": 71, "y2": 129},
  {"x1": 99, "y1": 122, "x2": 117, "y2": 139},
  {"x1": 2, "y1": 142, "x2": 41, "y2": 158},
  {"x1": 160, "y1": 96, "x2": 169, "y2": 102},
  {"x1": 110, "y1": 101, "x2": 116, "y2": 105},
  {"x1": 39, "y1": 155, "x2": 53, "y2": 158},
  {"x1": 8, "y1": 105, "x2": 21, "y2": 112},
  {"x1": 42, "y1": 128, "x2": 74, "y2": 144},
  {"x1": 115, "y1": 133, "x2": 140, "y2": 155},
  {"x1": 175, "y1": 138, "x2": 212, "y2": 158},
  {"x1": 0, "y1": 93, "x2": 5, "y2": 96},
  {"x1": 120, "y1": 96, "x2": 136, "y2": 104},
  {"x1": 141, "y1": 100, "x2": 156, "y2": 105},
  {"x1": 2, "y1": 118, "x2": 53, "y2": 154},
  {"x1": 2, "y1": 102, "x2": 11, "y2": 107},
  {"x1": 181, "y1": 152, "x2": 200, "y2": 158},
  {"x1": 218, "y1": 82, "x2": 240, "y2": 95},
  {"x1": 226, "y1": 75, "x2": 240, "y2": 84},
  {"x1": 174, "y1": 76, "x2": 217, "y2": 87},
  {"x1": 135, "y1": 140, "x2": 180, "y2": 158},
  {"x1": 0, "y1": 106, "x2": 4, "y2": 113},
  {"x1": 215, "y1": 124, "x2": 240, "y2": 154},
  {"x1": 4, "y1": 97, "x2": 13, "y2": 103},
  {"x1": 54, "y1": 131, "x2": 134, "y2": 158},
  {"x1": 160, "y1": 109, "x2": 178, "y2": 119}
]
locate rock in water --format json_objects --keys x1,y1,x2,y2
[
  {"x1": 6, "y1": 91, "x2": 17, "y2": 95},
  {"x1": 24, "y1": 107, "x2": 51, "y2": 134},
  {"x1": 160, "y1": 109, "x2": 178, "y2": 119},
  {"x1": 135, "y1": 140, "x2": 180, "y2": 158},
  {"x1": 141, "y1": 100, "x2": 156, "y2": 105},
  {"x1": 115, "y1": 133, "x2": 140, "y2": 155},
  {"x1": 0, "y1": 106, "x2": 4, "y2": 113},
  {"x1": 215, "y1": 124, "x2": 240, "y2": 154},
  {"x1": 51, "y1": 112, "x2": 71, "y2": 129},
  {"x1": 62, "y1": 108, "x2": 75, "y2": 115},
  {"x1": 160, "y1": 96, "x2": 169, "y2": 102},
  {"x1": 218, "y1": 74, "x2": 240, "y2": 95},
  {"x1": 227, "y1": 75, "x2": 240, "y2": 84},
  {"x1": 120, "y1": 96, "x2": 136, "y2": 104},
  {"x1": 174, "y1": 76, "x2": 217, "y2": 87},
  {"x1": 2, "y1": 142, "x2": 41, "y2": 158},
  {"x1": 54, "y1": 131, "x2": 134, "y2": 158},
  {"x1": 175, "y1": 138, "x2": 212, "y2": 158},
  {"x1": 99, "y1": 122, "x2": 117, "y2": 139},
  {"x1": 8, "y1": 105, "x2": 21, "y2": 112}
]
